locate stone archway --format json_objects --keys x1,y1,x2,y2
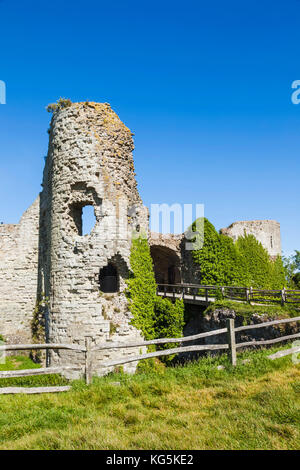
[{"x1": 150, "y1": 245, "x2": 181, "y2": 285}]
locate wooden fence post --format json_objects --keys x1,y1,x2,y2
[
  {"x1": 85, "y1": 337, "x2": 93, "y2": 385},
  {"x1": 226, "y1": 318, "x2": 237, "y2": 366},
  {"x1": 281, "y1": 288, "x2": 286, "y2": 306}
]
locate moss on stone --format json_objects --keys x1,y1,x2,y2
[{"x1": 204, "y1": 299, "x2": 299, "y2": 320}]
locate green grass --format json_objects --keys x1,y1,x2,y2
[
  {"x1": 0, "y1": 356, "x2": 68, "y2": 388},
  {"x1": 0, "y1": 346, "x2": 299, "y2": 450}
]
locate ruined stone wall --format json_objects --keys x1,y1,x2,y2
[
  {"x1": 40, "y1": 102, "x2": 149, "y2": 377},
  {"x1": 0, "y1": 198, "x2": 40, "y2": 343},
  {"x1": 220, "y1": 220, "x2": 281, "y2": 258}
]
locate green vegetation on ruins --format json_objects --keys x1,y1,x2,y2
[
  {"x1": 191, "y1": 218, "x2": 286, "y2": 289},
  {"x1": 46, "y1": 97, "x2": 73, "y2": 114},
  {"x1": 126, "y1": 236, "x2": 185, "y2": 363}
]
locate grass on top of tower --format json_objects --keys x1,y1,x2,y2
[{"x1": 46, "y1": 97, "x2": 72, "y2": 114}]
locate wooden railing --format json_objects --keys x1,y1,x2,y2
[
  {"x1": 93, "y1": 314, "x2": 300, "y2": 367},
  {"x1": 156, "y1": 283, "x2": 300, "y2": 305},
  {"x1": 1, "y1": 316, "x2": 300, "y2": 393},
  {"x1": 0, "y1": 340, "x2": 89, "y2": 394}
]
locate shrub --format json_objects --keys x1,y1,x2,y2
[
  {"x1": 153, "y1": 297, "x2": 185, "y2": 364},
  {"x1": 293, "y1": 272, "x2": 300, "y2": 288},
  {"x1": 46, "y1": 97, "x2": 72, "y2": 114},
  {"x1": 127, "y1": 236, "x2": 157, "y2": 340},
  {"x1": 136, "y1": 357, "x2": 166, "y2": 375},
  {"x1": 127, "y1": 236, "x2": 185, "y2": 365},
  {"x1": 153, "y1": 297, "x2": 185, "y2": 341}
]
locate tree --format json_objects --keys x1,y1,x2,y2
[
  {"x1": 293, "y1": 272, "x2": 300, "y2": 288},
  {"x1": 294, "y1": 250, "x2": 300, "y2": 271},
  {"x1": 283, "y1": 250, "x2": 300, "y2": 288}
]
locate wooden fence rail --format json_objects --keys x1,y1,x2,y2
[
  {"x1": 157, "y1": 283, "x2": 300, "y2": 306},
  {"x1": 0, "y1": 366, "x2": 81, "y2": 379},
  {"x1": 235, "y1": 315, "x2": 300, "y2": 332},
  {"x1": 1, "y1": 315, "x2": 299, "y2": 393},
  {"x1": 98, "y1": 315, "x2": 300, "y2": 368},
  {"x1": 92, "y1": 327, "x2": 228, "y2": 351},
  {"x1": 0, "y1": 343, "x2": 85, "y2": 352},
  {"x1": 268, "y1": 345, "x2": 300, "y2": 360},
  {"x1": 102, "y1": 344, "x2": 229, "y2": 368},
  {"x1": 0, "y1": 338, "x2": 90, "y2": 393}
]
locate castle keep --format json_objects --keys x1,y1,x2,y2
[
  {"x1": 0, "y1": 102, "x2": 282, "y2": 375},
  {"x1": 1, "y1": 103, "x2": 149, "y2": 374}
]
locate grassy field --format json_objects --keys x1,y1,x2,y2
[{"x1": 0, "y1": 347, "x2": 299, "y2": 450}]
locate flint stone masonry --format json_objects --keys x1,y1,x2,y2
[
  {"x1": 149, "y1": 232, "x2": 183, "y2": 253},
  {"x1": 0, "y1": 198, "x2": 40, "y2": 344},
  {"x1": 38, "y1": 102, "x2": 149, "y2": 377},
  {"x1": 220, "y1": 220, "x2": 281, "y2": 258}
]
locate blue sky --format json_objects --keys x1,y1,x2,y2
[{"x1": 0, "y1": 0, "x2": 299, "y2": 255}]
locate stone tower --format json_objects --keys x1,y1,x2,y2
[
  {"x1": 39, "y1": 102, "x2": 148, "y2": 376},
  {"x1": 220, "y1": 220, "x2": 281, "y2": 258}
]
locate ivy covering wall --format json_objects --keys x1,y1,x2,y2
[
  {"x1": 191, "y1": 218, "x2": 286, "y2": 289},
  {"x1": 127, "y1": 236, "x2": 185, "y2": 358}
]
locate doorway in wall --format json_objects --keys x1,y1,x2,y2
[{"x1": 99, "y1": 263, "x2": 119, "y2": 293}]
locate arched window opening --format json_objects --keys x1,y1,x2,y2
[{"x1": 99, "y1": 263, "x2": 119, "y2": 293}]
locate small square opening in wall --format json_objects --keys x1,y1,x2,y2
[
  {"x1": 82, "y1": 205, "x2": 96, "y2": 235},
  {"x1": 70, "y1": 203, "x2": 97, "y2": 236}
]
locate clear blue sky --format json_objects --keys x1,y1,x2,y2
[{"x1": 0, "y1": 0, "x2": 299, "y2": 255}]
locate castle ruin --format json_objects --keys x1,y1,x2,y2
[{"x1": 0, "y1": 102, "x2": 282, "y2": 376}]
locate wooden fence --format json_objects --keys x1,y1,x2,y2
[
  {"x1": 1, "y1": 316, "x2": 300, "y2": 393},
  {"x1": 95, "y1": 314, "x2": 300, "y2": 368},
  {"x1": 0, "y1": 339, "x2": 89, "y2": 394},
  {"x1": 157, "y1": 283, "x2": 300, "y2": 306}
]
